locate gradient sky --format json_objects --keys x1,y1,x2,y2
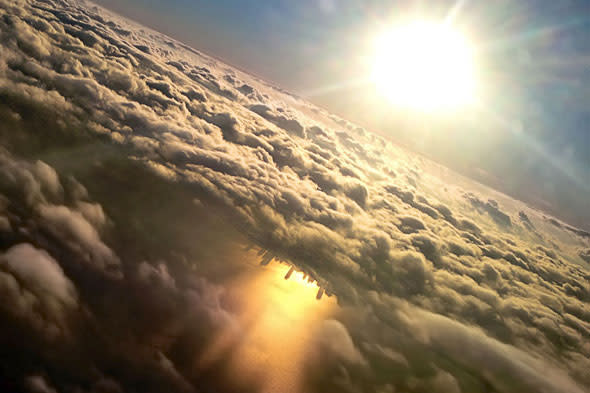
[{"x1": 94, "y1": 0, "x2": 590, "y2": 228}]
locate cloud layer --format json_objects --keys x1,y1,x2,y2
[{"x1": 0, "y1": 1, "x2": 589, "y2": 392}]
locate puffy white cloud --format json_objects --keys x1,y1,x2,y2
[
  {"x1": 408, "y1": 307, "x2": 586, "y2": 393},
  {"x1": 309, "y1": 319, "x2": 365, "y2": 365},
  {"x1": 25, "y1": 375, "x2": 58, "y2": 393},
  {"x1": 38, "y1": 204, "x2": 119, "y2": 273},
  {"x1": 0, "y1": 243, "x2": 77, "y2": 338},
  {"x1": 2, "y1": 244, "x2": 76, "y2": 308}
]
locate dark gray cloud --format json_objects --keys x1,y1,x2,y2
[
  {"x1": 0, "y1": 1, "x2": 589, "y2": 392},
  {"x1": 0, "y1": 243, "x2": 78, "y2": 339}
]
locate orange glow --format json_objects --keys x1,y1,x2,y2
[
  {"x1": 198, "y1": 252, "x2": 336, "y2": 393},
  {"x1": 286, "y1": 269, "x2": 321, "y2": 289}
]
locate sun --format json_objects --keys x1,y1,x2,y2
[{"x1": 372, "y1": 21, "x2": 476, "y2": 112}]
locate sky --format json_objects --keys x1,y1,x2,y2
[{"x1": 93, "y1": 0, "x2": 590, "y2": 229}]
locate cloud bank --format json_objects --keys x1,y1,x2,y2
[{"x1": 0, "y1": 1, "x2": 589, "y2": 392}]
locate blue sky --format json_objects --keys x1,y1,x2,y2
[{"x1": 94, "y1": 0, "x2": 590, "y2": 228}]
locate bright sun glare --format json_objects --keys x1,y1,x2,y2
[{"x1": 372, "y1": 21, "x2": 476, "y2": 111}]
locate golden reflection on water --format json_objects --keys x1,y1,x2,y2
[{"x1": 199, "y1": 257, "x2": 336, "y2": 393}]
